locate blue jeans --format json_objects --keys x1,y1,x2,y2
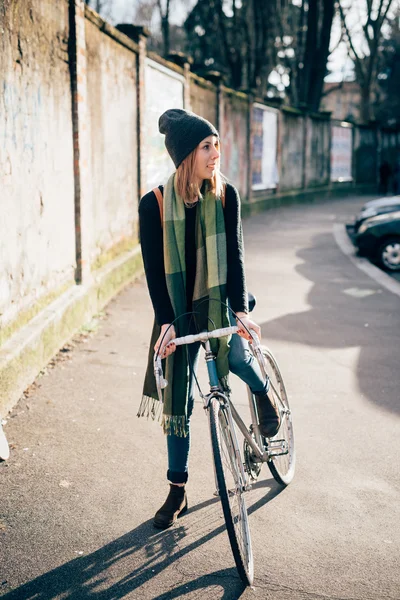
[{"x1": 167, "y1": 310, "x2": 266, "y2": 484}]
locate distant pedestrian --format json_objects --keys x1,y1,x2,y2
[
  {"x1": 138, "y1": 109, "x2": 281, "y2": 529},
  {"x1": 379, "y1": 161, "x2": 392, "y2": 195}
]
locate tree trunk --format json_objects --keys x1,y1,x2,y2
[
  {"x1": 298, "y1": 0, "x2": 318, "y2": 106},
  {"x1": 360, "y1": 84, "x2": 372, "y2": 123},
  {"x1": 161, "y1": 16, "x2": 169, "y2": 56},
  {"x1": 308, "y1": 0, "x2": 335, "y2": 111}
]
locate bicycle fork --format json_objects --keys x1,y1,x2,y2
[{"x1": 203, "y1": 339, "x2": 250, "y2": 496}]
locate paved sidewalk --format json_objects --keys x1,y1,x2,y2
[{"x1": 1, "y1": 194, "x2": 399, "y2": 599}]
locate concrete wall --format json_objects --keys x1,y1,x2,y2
[
  {"x1": 189, "y1": 75, "x2": 217, "y2": 126},
  {"x1": 0, "y1": 0, "x2": 76, "y2": 340},
  {"x1": 220, "y1": 89, "x2": 249, "y2": 200},
  {"x1": 380, "y1": 130, "x2": 400, "y2": 167},
  {"x1": 279, "y1": 110, "x2": 305, "y2": 190},
  {"x1": 85, "y1": 16, "x2": 139, "y2": 266},
  {"x1": 305, "y1": 116, "x2": 330, "y2": 187},
  {"x1": 354, "y1": 127, "x2": 378, "y2": 184}
]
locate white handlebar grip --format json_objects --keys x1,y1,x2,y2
[
  {"x1": 210, "y1": 327, "x2": 232, "y2": 338},
  {"x1": 174, "y1": 334, "x2": 194, "y2": 346}
]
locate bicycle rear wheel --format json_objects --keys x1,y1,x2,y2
[
  {"x1": 260, "y1": 347, "x2": 295, "y2": 486},
  {"x1": 209, "y1": 396, "x2": 254, "y2": 585}
]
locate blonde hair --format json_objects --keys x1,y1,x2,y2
[{"x1": 176, "y1": 138, "x2": 224, "y2": 204}]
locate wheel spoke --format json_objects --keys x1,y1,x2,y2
[{"x1": 259, "y1": 348, "x2": 296, "y2": 486}]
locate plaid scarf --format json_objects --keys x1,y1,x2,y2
[{"x1": 138, "y1": 173, "x2": 230, "y2": 437}]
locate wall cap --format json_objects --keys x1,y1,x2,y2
[{"x1": 84, "y1": 8, "x2": 139, "y2": 53}]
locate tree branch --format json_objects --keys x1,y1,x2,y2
[{"x1": 338, "y1": 0, "x2": 366, "y2": 83}]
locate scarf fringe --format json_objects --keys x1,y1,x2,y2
[
  {"x1": 161, "y1": 415, "x2": 188, "y2": 437},
  {"x1": 137, "y1": 394, "x2": 163, "y2": 421}
]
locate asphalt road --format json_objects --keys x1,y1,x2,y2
[{"x1": 1, "y1": 194, "x2": 399, "y2": 600}]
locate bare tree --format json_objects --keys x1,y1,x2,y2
[
  {"x1": 338, "y1": 0, "x2": 395, "y2": 123},
  {"x1": 276, "y1": 0, "x2": 336, "y2": 111},
  {"x1": 85, "y1": 0, "x2": 114, "y2": 20},
  {"x1": 157, "y1": 0, "x2": 171, "y2": 56},
  {"x1": 185, "y1": 0, "x2": 277, "y2": 93}
]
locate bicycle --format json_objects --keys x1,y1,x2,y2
[{"x1": 153, "y1": 305, "x2": 295, "y2": 586}]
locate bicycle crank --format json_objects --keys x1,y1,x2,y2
[{"x1": 243, "y1": 437, "x2": 262, "y2": 481}]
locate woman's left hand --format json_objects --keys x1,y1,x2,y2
[{"x1": 235, "y1": 312, "x2": 261, "y2": 342}]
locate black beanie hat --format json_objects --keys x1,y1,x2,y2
[{"x1": 159, "y1": 108, "x2": 219, "y2": 168}]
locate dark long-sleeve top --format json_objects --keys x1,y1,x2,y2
[{"x1": 139, "y1": 182, "x2": 248, "y2": 325}]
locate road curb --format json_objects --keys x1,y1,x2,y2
[{"x1": 333, "y1": 223, "x2": 400, "y2": 299}]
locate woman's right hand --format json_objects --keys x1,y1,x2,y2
[{"x1": 154, "y1": 324, "x2": 176, "y2": 358}]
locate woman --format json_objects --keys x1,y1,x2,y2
[{"x1": 138, "y1": 108, "x2": 280, "y2": 529}]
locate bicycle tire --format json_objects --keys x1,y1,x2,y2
[
  {"x1": 260, "y1": 347, "x2": 296, "y2": 486},
  {"x1": 209, "y1": 396, "x2": 254, "y2": 585}
]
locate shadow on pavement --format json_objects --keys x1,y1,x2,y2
[
  {"x1": 1, "y1": 480, "x2": 281, "y2": 599},
  {"x1": 260, "y1": 232, "x2": 400, "y2": 415}
]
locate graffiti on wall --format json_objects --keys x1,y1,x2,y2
[
  {"x1": 220, "y1": 96, "x2": 248, "y2": 198},
  {"x1": 145, "y1": 58, "x2": 184, "y2": 190},
  {"x1": 331, "y1": 125, "x2": 353, "y2": 182},
  {"x1": 252, "y1": 104, "x2": 278, "y2": 190}
]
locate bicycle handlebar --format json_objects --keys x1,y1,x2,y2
[
  {"x1": 153, "y1": 326, "x2": 262, "y2": 401},
  {"x1": 173, "y1": 325, "x2": 239, "y2": 346}
]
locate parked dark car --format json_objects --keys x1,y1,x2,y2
[
  {"x1": 354, "y1": 196, "x2": 400, "y2": 231},
  {"x1": 355, "y1": 211, "x2": 400, "y2": 271}
]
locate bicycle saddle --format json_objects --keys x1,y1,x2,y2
[{"x1": 248, "y1": 292, "x2": 256, "y2": 313}]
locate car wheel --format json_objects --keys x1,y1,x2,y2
[{"x1": 377, "y1": 237, "x2": 400, "y2": 272}]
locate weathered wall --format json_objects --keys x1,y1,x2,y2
[
  {"x1": 354, "y1": 126, "x2": 378, "y2": 184},
  {"x1": 305, "y1": 116, "x2": 330, "y2": 187},
  {"x1": 0, "y1": 0, "x2": 76, "y2": 337},
  {"x1": 189, "y1": 75, "x2": 217, "y2": 126},
  {"x1": 144, "y1": 56, "x2": 185, "y2": 190},
  {"x1": 85, "y1": 17, "x2": 139, "y2": 266},
  {"x1": 220, "y1": 89, "x2": 249, "y2": 200},
  {"x1": 380, "y1": 130, "x2": 400, "y2": 167},
  {"x1": 279, "y1": 111, "x2": 305, "y2": 190}
]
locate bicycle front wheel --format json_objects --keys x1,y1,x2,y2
[{"x1": 209, "y1": 396, "x2": 254, "y2": 585}]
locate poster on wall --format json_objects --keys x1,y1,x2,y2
[
  {"x1": 252, "y1": 104, "x2": 278, "y2": 190},
  {"x1": 331, "y1": 125, "x2": 353, "y2": 182},
  {"x1": 145, "y1": 58, "x2": 185, "y2": 191}
]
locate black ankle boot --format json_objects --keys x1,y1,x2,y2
[
  {"x1": 153, "y1": 484, "x2": 188, "y2": 529},
  {"x1": 254, "y1": 385, "x2": 281, "y2": 438}
]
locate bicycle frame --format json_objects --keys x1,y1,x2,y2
[
  {"x1": 153, "y1": 325, "x2": 287, "y2": 489},
  {"x1": 203, "y1": 338, "x2": 289, "y2": 477}
]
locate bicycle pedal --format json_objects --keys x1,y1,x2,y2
[{"x1": 267, "y1": 439, "x2": 288, "y2": 458}]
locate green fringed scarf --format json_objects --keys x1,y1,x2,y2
[{"x1": 138, "y1": 172, "x2": 230, "y2": 437}]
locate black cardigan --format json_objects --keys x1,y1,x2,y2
[{"x1": 139, "y1": 182, "x2": 248, "y2": 325}]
